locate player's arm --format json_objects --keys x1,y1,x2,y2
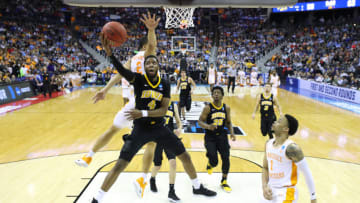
[
  {"x1": 141, "y1": 12, "x2": 160, "y2": 58},
  {"x1": 173, "y1": 103, "x2": 182, "y2": 136},
  {"x1": 273, "y1": 96, "x2": 282, "y2": 116},
  {"x1": 102, "y1": 59, "x2": 131, "y2": 93},
  {"x1": 198, "y1": 105, "x2": 216, "y2": 131},
  {"x1": 252, "y1": 94, "x2": 261, "y2": 119},
  {"x1": 176, "y1": 79, "x2": 180, "y2": 93},
  {"x1": 205, "y1": 70, "x2": 208, "y2": 81},
  {"x1": 100, "y1": 33, "x2": 135, "y2": 83},
  {"x1": 286, "y1": 143, "x2": 317, "y2": 203},
  {"x1": 262, "y1": 140, "x2": 272, "y2": 200},
  {"x1": 189, "y1": 77, "x2": 196, "y2": 94},
  {"x1": 225, "y1": 105, "x2": 236, "y2": 141}
]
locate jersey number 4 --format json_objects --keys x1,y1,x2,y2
[{"x1": 147, "y1": 100, "x2": 156, "y2": 110}]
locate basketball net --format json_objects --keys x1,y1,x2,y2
[
  {"x1": 180, "y1": 47, "x2": 187, "y2": 55},
  {"x1": 164, "y1": 7, "x2": 195, "y2": 29}
]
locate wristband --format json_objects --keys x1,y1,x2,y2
[{"x1": 141, "y1": 110, "x2": 148, "y2": 117}]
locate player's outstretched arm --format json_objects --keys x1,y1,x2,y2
[
  {"x1": 100, "y1": 33, "x2": 135, "y2": 83},
  {"x1": 286, "y1": 143, "x2": 317, "y2": 203},
  {"x1": 141, "y1": 12, "x2": 160, "y2": 58}
]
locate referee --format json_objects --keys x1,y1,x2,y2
[{"x1": 227, "y1": 64, "x2": 236, "y2": 94}]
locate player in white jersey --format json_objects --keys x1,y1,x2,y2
[
  {"x1": 269, "y1": 71, "x2": 280, "y2": 96},
  {"x1": 250, "y1": 69, "x2": 258, "y2": 86},
  {"x1": 237, "y1": 67, "x2": 246, "y2": 87},
  {"x1": 206, "y1": 63, "x2": 217, "y2": 90},
  {"x1": 261, "y1": 115, "x2": 317, "y2": 203}
]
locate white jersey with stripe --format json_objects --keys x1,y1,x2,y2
[
  {"x1": 266, "y1": 138, "x2": 299, "y2": 188},
  {"x1": 270, "y1": 75, "x2": 280, "y2": 87},
  {"x1": 208, "y1": 67, "x2": 216, "y2": 84},
  {"x1": 122, "y1": 51, "x2": 145, "y2": 92},
  {"x1": 130, "y1": 51, "x2": 145, "y2": 74}
]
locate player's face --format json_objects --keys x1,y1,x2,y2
[
  {"x1": 272, "y1": 116, "x2": 288, "y2": 135},
  {"x1": 264, "y1": 84, "x2": 271, "y2": 92},
  {"x1": 144, "y1": 57, "x2": 159, "y2": 78},
  {"x1": 212, "y1": 89, "x2": 223, "y2": 102},
  {"x1": 181, "y1": 71, "x2": 186, "y2": 77}
]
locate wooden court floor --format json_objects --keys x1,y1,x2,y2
[{"x1": 0, "y1": 86, "x2": 359, "y2": 203}]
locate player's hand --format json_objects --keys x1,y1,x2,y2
[
  {"x1": 92, "y1": 90, "x2": 106, "y2": 104},
  {"x1": 125, "y1": 109, "x2": 142, "y2": 120},
  {"x1": 140, "y1": 12, "x2": 160, "y2": 31},
  {"x1": 263, "y1": 185, "x2": 273, "y2": 200},
  {"x1": 252, "y1": 113, "x2": 255, "y2": 120},
  {"x1": 230, "y1": 134, "x2": 236, "y2": 141},
  {"x1": 174, "y1": 128, "x2": 182, "y2": 137},
  {"x1": 207, "y1": 124, "x2": 217, "y2": 131},
  {"x1": 100, "y1": 32, "x2": 113, "y2": 56}
]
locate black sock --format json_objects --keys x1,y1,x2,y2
[
  {"x1": 221, "y1": 177, "x2": 227, "y2": 183},
  {"x1": 169, "y1": 184, "x2": 174, "y2": 191}
]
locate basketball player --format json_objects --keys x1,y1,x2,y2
[
  {"x1": 261, "y1": 114, "x2": 317, "y2": 203},
  {"x1": 206, "y1": 63, "x2": 217, "y2": 90},
  {"x1": 252, "y1": 83, "x2": 282, "y2": 139},
  {"x1": 250, "y1": 68, "x2": 258, "y2": 86},
  {"x1": 176, "y1": 69, "x2": 196, "y2": 121},
  {"x1": 227, "y1": 63, "x2": 237, "y2": 94},
  {"x1": 150, "y1": 101, "x2": 182, "y2": 202},
  {"x1": 269, "y1": 70, "x2": 280, "y2": 96},
  {"x1": 198, "y1": 86, "x2": 236, "y2": 192},
  {"x1": 237, "y1": 67, "x2": 246, "y2": 87},
  {"x1": 92, "y1": 17, "x2": 216, "y2": 203},
  {"x1": 121, "y1": 76, "x2": 132, "y2": 104},
  {"x1": 75, "y1": 13, "x2": 158, "y2": 198}
]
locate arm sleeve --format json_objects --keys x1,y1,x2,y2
[
  {"x1": 109, "y1": 55, "x2": 135, "y2": 83},
  {"x1": 163, "y1": 80, "x2": 170, "y2": 98},
  {"x1": 296, "y1": 159, "x2": 316, "y2": 200}
]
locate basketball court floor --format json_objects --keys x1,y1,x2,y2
[{"x1": 0, "y1": 85, "x2": 359, "y2": 203}]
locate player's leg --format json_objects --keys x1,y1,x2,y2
[
  {"x1": 217, "y1": 136, "x2": 232, "y2": 192},
  {"x1": 204, "y1": 137, "x2": 218, "y2": 175},
  {"x1": 267, "y1": 116, "x2": 276, "y2": 139},
  {"x1": 260, "y1": 117, "x2": 268, "y2": 137},
  {"x1": 186, "y1": 95, "x2": 192, "y2": 112},
  {"x1": 231, "y1": 77, "x2": 235, "y2": 93},
  {"x1": 92, "y1": 126, "x2": 150, "y2": 203},
  {"x1": 150, "y1": 143, "x2": 163, "y2": 192},
  {"x1": 164, "y1": 148, "x2": 179, "y2": 202},
  {"x1": 179, "y1": 95, "x2": 186, "y2": 120},
  {"x1": 75, "y1": 99, "x2": 135, "y2": 167},
  {"x1": 227, "y1": 77, "x2": 231, "y2": 93},
  {"x1": 159, "y1": 128, "x2": 217, "y2": 197}
]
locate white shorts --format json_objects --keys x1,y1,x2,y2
[
  {"x1": 122, "y1": 87, "x2": 133, "y2": 99},
  {"x1": 113, "y1": 97, "x2": 135, "y2": 129},
  {"x1": 208, "y1": 76, "x2": 215, "y2": 85},
  {"x1": 271, "y1": 87, "x2": 278, "y2": 97},
  {"x1": 260, "y1": 187, "x2": 298, "y2": 203}
]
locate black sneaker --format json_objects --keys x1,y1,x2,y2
[
  {"x1": 193, "y1": 184, "x2": 217, "y2": 197},
  {"x1": 91, "y1": 198, "x2": 98, "y2": 203},
  {"x1": 150, "y1": 177, "x2": 158, "y2": 192},
  {"x1": 168, "y1": 190, "x2": 181, "y2": 202}
]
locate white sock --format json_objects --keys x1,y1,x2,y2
[
  {"x1": 142, "y1": 173, "x2": 148, "y2": 182},
  {"x1": 87, "y1": 150, "x2": 95, "y2": 157},
  {"x1": 95, "y1": 189, "x2": 106, "y2": 202},
  {"x1": 191, "y1": 178, "x2": 201, "y2": 189}
]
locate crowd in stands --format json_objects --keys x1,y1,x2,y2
[{"x1": 265, "y1": 22, "x2": 360, "y2": 90}]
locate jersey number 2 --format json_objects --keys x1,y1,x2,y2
[{"x1": 136, "y1": 61, "x2": 142, "y2": 74}]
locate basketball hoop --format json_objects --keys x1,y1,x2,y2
[
  {"x1": 180, "y1": 47, "x2": 187, "y2": 55},
  {"x1": 164, "y1": 7, "x2": 195, "y2": 29}
]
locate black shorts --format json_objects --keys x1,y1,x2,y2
[
  {"x1": 204, "y1": 133, "x2": 230, "y2": 157},
  {"x1": 119, "y1": 124, "x2": 185, "y2": 162},
  {"x1": 153, "y1": 143, "x2": 176, "y2": 166},
  {"x1": 261, "y1": 115, "x2": 276, "y2": 136},
  {"x1": 180, "y1": 94, "x2": 191, "y2": 111}
]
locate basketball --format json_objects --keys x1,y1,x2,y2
[{"x1": 102, "y1": 21, "x2": 127, "y2": 47}]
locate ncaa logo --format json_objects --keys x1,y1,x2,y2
[{"x1": 15, "y1": 87, "x2": 21, "y2": 96}]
